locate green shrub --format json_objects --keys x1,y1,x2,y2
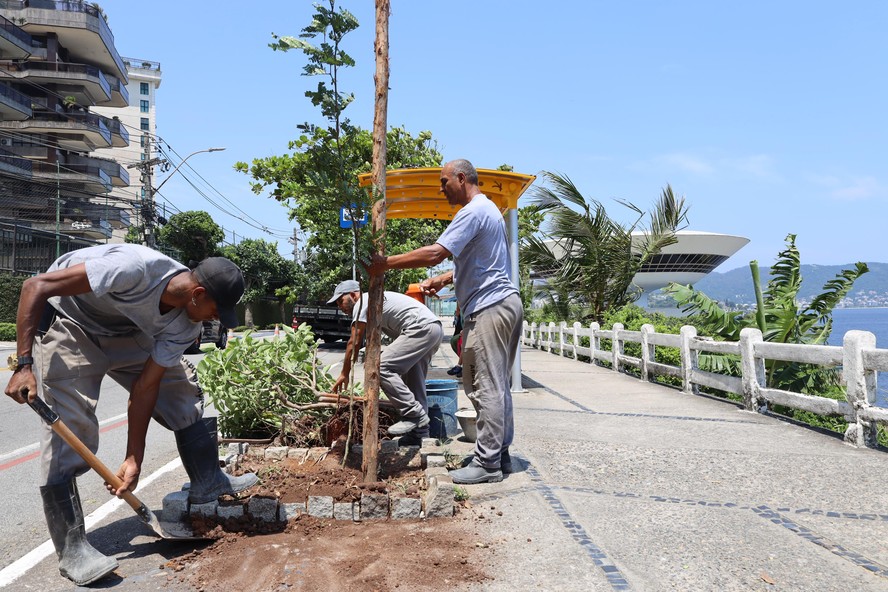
[
  {"x1": 0, "y1": 322, "x2": 15, "y2": 341},
  {"x1": 0, "y1": 273, "x2": 26, "y2": 324},
  {"x1": 197, "y1": 325, "x2": 334, "y2": 441}
]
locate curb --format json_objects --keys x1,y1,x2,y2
[{"x1": 164, "y1": 438, "x2": 455, "y2": 526}]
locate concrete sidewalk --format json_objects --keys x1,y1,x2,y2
[
  {"x1": 6, "y1": 338, "x2": 888, "y2": 591},
  {"x1": 451, "y1": 343, "x2": 888, "y2": 591}
]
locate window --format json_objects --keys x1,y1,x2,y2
[
  {"x1": 140, "y1": 117, "x2": 149, "y2": 131},
  {"x1": 139, "y1": 135, "x2": 145, "y2": 147},
  {"x1": 140, "y1": 82, "x2": 149, "y2": 95},
  {"x1": 140, "y1": 100, "x2": 149, "y2": 113},
  {"x1": 140, "y1": 153, "x2": 146, "y2": 161}
]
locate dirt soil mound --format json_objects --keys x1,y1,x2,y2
[
  {"x1": 161, "y1": 442, "x2": 496, "y2": 590},
  {"x1": 165, "y1": 513, "x2": 494, "y2": 591}
]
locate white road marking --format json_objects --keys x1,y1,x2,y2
[
  {"x1": 0, "y1": 412, "x2": 128, "y2": 464},
  {"x1": 0, "y1": 457, "x2": 183, "y2": 588}
]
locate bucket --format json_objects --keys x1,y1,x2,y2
[
  {"x1": 426, "y1": 379, "x2": 458, "y2": 438},
  {"x1": 455, "y1": 408, "x2": 477, "y2": 442},
  {"x1": 405, "y1": 283, "x2": 425, "y2": 303}
]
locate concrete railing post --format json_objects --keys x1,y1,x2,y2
[
  {"x1": 590, "y1": 322, "x2": 599, "y2": 365},
  {"x1": 843, "y1": 330, "x2": 877, "y2": 448},
  {"x1": 531, "y1": 322, "x2": 538, "y2": 348},
  {"x1": 573, "y1": 322, "x2": 581, "y2": 360},
  {"x1": 559, "y1": 321, "x2": 567, "y2": 357},
  {"x1": 612, "y1": 323, "x2": 624, "y2": 373},
  {"x1": 548, "y1": 322, "x2": 556, "y2": 352},
  {"x1": 680, "y1": 325, "x2": 697, "y2": 394},
  {"x1": 739, "y1": 328, "x2": 765, "y2": 412},
  {"x1": 640, "y1": 323, "x2": 654, "y2": 382}
]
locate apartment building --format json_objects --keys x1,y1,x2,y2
[
  {"x1": 93, "y1": 57, "x2": 161, "y2": 244},
  {"x1": 0, "y1": 0, "x2": 129, "y2": 273}
]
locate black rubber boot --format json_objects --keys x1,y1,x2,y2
[
  {"x1": 40, "y1": 480, "x2": 118, "y2": 586},
  {"x1": 175, "y1": 418, "x2": 257, "y2": 503}
]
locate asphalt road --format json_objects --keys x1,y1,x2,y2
[{"x1": 0, "y1": 334, "x2": 348, "y2": 580}]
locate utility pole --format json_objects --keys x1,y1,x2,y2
[
  {"x1": 126, "y1": 135, "x2": 164, "y2": 249},
  {"x1": 289, "y1": 227, "x2": 300, "y2": 262}
]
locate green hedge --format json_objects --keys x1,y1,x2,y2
[
  {"x1": 0, "y1": 273, "x2": 26, "y2": 324},
  {"x1": 0, "y1": 322, "x2": 15, "y2": 341}
]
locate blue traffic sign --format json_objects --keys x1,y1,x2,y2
[{"x1": 340, "y1": 206, "x2": 368, "y2": 228}]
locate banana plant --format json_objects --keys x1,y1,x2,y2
[{"x1": 664, "y1": 234, "x2": 868, "y2": 393}]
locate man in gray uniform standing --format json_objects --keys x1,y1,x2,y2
[
  {"x1": 329, "y1": 280, "x2": 443, "y2": 446},
  {"x1": 369, "y1": 159, "x2": 523, "y2": 484},
  {"x1": 4, "y1": 244, "x2": 257, "y2": 586}
]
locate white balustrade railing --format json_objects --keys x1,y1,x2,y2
[{"x1": 522, "y1": 321, "x2": 886, "y2": 449}]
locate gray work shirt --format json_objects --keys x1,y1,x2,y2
[
  {"x1": 47, "y1": 244, "x2": 201, "y2": 367},
  {"x1": 435, "y1": 193, "x2": 518, "y2": 317},
  {"x1": 353, "y1": 291, "x2": 439, "y2": 340}
]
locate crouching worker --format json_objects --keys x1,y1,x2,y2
[
  {"x1": 329, "y1": 280, "x2": 443, "y2": 446},
  {"x1": 3, "y1": 244, "x2": 257, "y2": 585}
]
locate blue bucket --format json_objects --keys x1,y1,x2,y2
[{"x1": 426, "y1": 379, "x2": 458, "y2": 438}]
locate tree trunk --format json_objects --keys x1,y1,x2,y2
[{"x1": 362, "y1": 0, "x2": 390, "y2": 483}]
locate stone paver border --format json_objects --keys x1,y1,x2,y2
[{"x1": 163, "y1": 439, "x2": 455, "y2": 525}]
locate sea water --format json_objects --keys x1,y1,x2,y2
[{"x1": 828, "y1": 308, "x2": 888, "y2": 406}]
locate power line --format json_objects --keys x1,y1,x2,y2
[{"x1": 156, "y1": 143, "x2": 292, "y2": 236}]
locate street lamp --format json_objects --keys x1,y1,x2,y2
[{"x1": 155, "y1": 147, "x2": 226, "y2": 193}]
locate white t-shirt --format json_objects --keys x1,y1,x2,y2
[
  {"x1": 47, "y1": 244, "x2": 201, "y2": 367},
  {"x1": 352, "y1": 291, "x2": 439, "y2": 340},
  {"x1": 435, "y1": 193, "x2": 518, "y2": 316}
]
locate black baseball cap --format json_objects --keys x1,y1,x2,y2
[{"x1": 193, "y1": 257, "x2": 244, "y2": 328}]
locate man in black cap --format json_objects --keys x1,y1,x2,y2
[{"x1": 4, "y1": 244, "x2": 257, "y2": 586}]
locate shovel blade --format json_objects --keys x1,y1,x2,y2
[{"x1": 134, "y1": 502, "x2": 207, "y2": 540}]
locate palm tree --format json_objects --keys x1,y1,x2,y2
[
  {"x1": 664, "y1": 233, "x2": 868, "y2": 393},
  {"x1": 520, "y1": 172, "x2": 689, "y2": 322}
]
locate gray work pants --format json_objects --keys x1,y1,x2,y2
[
  {"x1": 379, "y1": 321, "x2": 443, "y2": 421},
  {"x1": 35, "y1": 317, "x2": 204, "y2": 486},
  {"x1": 461, "y1": 293, "x2": 523, "y2": 469}
]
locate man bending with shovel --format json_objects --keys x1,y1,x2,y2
[{"x1": 4, "y1": 244, "x2": 257, "y2": 585}]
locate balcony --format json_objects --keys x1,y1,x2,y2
[
  {"x1": 0, "y1": 81, "x2": 31, "y2": 120},
  {"x1": 104, "y1": 73, "x2": 128, "y2": 107},
  {"x1": 0, "y1": 0, "x2": 128, "y2": 83},
  {"x1": 63, "y1": 199, "x2": 119, "y2": 236},
  {"x1": 0, "y1": 146, "x2": 32, "y2": 176},
  {"x1": 32, "y1": 159, "x2": 112, "y2": 194},
  {"x1": 103, "y1": 114, "x2": 128, "y2": 146},
  {"x1": 66, "y1": 200, "x2": 128, "y2": 229},
  {"x1": 0, "y1": 13, "x2": 31, "y2": 57},
  {"x1": 0, "y1": 60, "x2": 111, "y2": 105},
  {"x1": 69, "y1": 153, "x2": 128, "y2": 186},
  {"x1": 0, "y1": 110, "x2": 112, "y2": 150}
]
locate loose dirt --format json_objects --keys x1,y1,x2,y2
[{"x1": 162, "y1": 443, "x2": 496, "y2": 591}]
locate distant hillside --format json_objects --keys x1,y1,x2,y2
[{"x1": 680, "y1": 262, "x2": 888, "y2": 306}]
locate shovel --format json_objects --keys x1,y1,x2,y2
[{"x1": 26, "y1": 393, "x2": 205, "y2": 540}]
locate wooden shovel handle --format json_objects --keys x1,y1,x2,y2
[{"x1": 27, "y1": 394, "x2": 145, "y2": 513}]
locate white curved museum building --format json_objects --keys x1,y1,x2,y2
[
  {"x1": 630, "y1": 230, "x2": 750, "y2": 290},
  {"x1": 535, "y1": 231, "x2": 749, "y2": 292}
]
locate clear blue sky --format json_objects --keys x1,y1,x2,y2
[{"x1": 98, "y1": 1, "x2": 888, "y2": 271}]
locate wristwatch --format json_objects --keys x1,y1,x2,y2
[{"x1": 13, "y1": 354, "x2": 34, "y2": 371}]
